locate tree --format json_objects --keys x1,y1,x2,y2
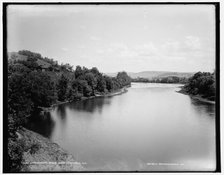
[
  {"x1": 17, "y1": 59, "x2": 39, "y2": 71},
  {"x1": 84, "y1": 72, "x2": 97, "y2": 95},
  {"x1": 116, "y1": 71, "x2": 131, "y2": 87},
  {"x1": 68, "y1": 79, "x2": 83, "y2": 100},
  {"x1": 57, "y1": 74, "x2": 69, "y2": 101},
  {"x1": 28, "y1": 72, "x2": 56, "y2": 107},
  {"x1": 75, "y1": 66, "x2": 83, "y2": 78},
  {"x1": 111, "y1": 77, "x2": 121, "y2": 90},
  {"x1": 82, "y1": 80, "x2": 92, "y2": 97},
  {"x1": 8, "y1": 72, "x2": 34, "y2": 126},
  {"x1": 104, "y1": 76, "x2": 113, "y2": 92},
  {"x1": 71, "y1": 79, "x2": 92, "y2": 97},
  {"x1": 8, "y1": 63, "x2": 30, "y2": 76},
  {"x1": 183, "y1": 72, "x2": 215, "y2": 100},
  {"x1": 96, "y1": 75, "x2": 106, "y2": 92},
  {"x1": 90, "y1": 67, "x2": 100, "y2": 75}
]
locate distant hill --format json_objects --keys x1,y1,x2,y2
[{"x1": 106, "y1": 71, "x2": 194, "y2": 79}]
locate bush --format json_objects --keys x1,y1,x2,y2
[{"x1": 7, "y1": 138, "x2": 24, "y2": 172}]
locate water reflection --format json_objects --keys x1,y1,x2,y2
[
  {"x1": 67, "y1": 97, "x2": 111, "y2": 114},
  {"x1": 56, "y1": 104, "x2": 67, "y2": 122},
  {"x1": 25, "y1": 110, "x2": 55, "y2": 138},
  {"x1": 190, "y1": 98, "x2": 215, "y2": 117}
]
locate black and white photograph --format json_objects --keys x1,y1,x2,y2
[{"x1": 3, "y1": 2, "x2": 220, "y2": 172}]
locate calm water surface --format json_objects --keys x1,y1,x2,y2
[{"x1": 28, "y1": 83, "x2": 216, "y2": 171}]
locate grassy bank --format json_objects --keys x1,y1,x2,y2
[{"x1": 17, "y1": 127, "x2": 84, "y2": 172}]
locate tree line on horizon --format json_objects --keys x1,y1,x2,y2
[
  {"x1": 131, "y1": 76, "x2": 188, "y2": 84},
  {"x1": 7, "y1": 50, "x2": 131, "y2": 172}
]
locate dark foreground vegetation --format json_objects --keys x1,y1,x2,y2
[
  {"x1": 7, "y1": 50, "x2": 131, "y2": 172},
  {"x1": 180, "y1": 72, "x2": 215, "y2": 101}
]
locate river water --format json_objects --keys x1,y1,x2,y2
[{"x1": 27, "y1": 83, "x2": 216, "y2": 171}]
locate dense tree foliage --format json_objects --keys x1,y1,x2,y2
[
  {"x1": 7, "y1": 50, "x2": 131, "y2": 171},
  {"x1": 117, "y1": 72, "x2": 132, "y2": 87},
  {"x1": 182, "y1": 72, "x2": 215, "y2": 100},
  {"x1": 57, "y1": 74, "x2": 69, "y2": 101}
]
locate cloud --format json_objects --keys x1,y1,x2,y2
[
  {"x1": 160, "y1": 36, "x2": 203, "y2": 57},
  {"x1": 78, "y1": 45, "x2": 85, "y2": 49},
  {"x1": 102, "y1": 42, "x2": 158, "y2": 59},
  {"x1": 161, "y1": 41, "x2": 181, "y2": 56},
  {"x1": 110, "y1": 42, "x2": 128, "y2": 50},
  {"x1": 96, "y1": 49, "x2": 104, "y2": 54},
  {"x1": 94, "y1": 42, "x2": 138, "y2": 59},
  {"x1": 120, "y1": 49, "x2": 138, "y2": 58},
  {"x1": 61, "y1": 47, "x2": 69, "y2": 52},
  {"x1": 97, "y1": 37, "x2": 209, "y2": 66},
  {"x1": 143, "y1": 11, "x2": 149, "y2": 19},
  {"x1": 184, "y1": 36, "x2": 201, "y2": 50},
  {"x1": 80, "y1": 25, "x2": 87, "y2": 30},
  {"x1": 90, "y1": 36, "x2": 101, "y2": 41},
  {"x1": 109, "y1": 42, "x2": 138, "y2": 58},
  {"x1": 135, "y1": 43, "x2": 158, "y2": 57}
]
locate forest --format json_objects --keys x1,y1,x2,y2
[{"x1": 7, "y1": 50, "x2": 131, "y2": 171}]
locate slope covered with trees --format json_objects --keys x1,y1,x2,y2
[
  {"x1": 7, "y1": 50, "x2": 131, "y2": 172},
  {"x1": 180, "y1": 72, "x2": 215, "y2": 101}
]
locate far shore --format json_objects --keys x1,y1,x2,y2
[
  {"x1": 177, "y1": 90, "x2": 215, "y2": 104},
  {"x1": 131, "y1": 81, "x2": 185, "y2": 84}
]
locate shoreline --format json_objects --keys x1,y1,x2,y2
[
  {"x1": 131, "y1": 81, "x2": 185, "y2": 84},
  {"x1": 18, "y1": 127, "x2": 85, "y2": 172},
  {"x1": 39, "y1": 86, "x2": 129, "y2": 112},
  {"x1": 176, "y1": 90, "x2": 215, "y2": 104}
]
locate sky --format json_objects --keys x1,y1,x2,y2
[{"x1": 7, "y1": 5, "x2": 216, "y2": 73}]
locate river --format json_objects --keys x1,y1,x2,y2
[{"x1": 27, "y1": 83, "x2": 216, "y2": 171}]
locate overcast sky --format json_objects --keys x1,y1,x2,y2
[{"x1": 7, "y1": 5, "x2": 215, "y2": 73}]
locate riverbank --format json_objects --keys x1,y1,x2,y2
[
  {"x1": 91, "y1": 87, "x2": 128, "y2": 98},
  {"x1": 17, "y1": 127, "x2": 84, "y2": 172},
  {"x1": 177, "y1": 89, "x2": 215, "y2": 104},
  {"x1": 40, "y1": 87, "x2": 129, "y2": 112}
]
